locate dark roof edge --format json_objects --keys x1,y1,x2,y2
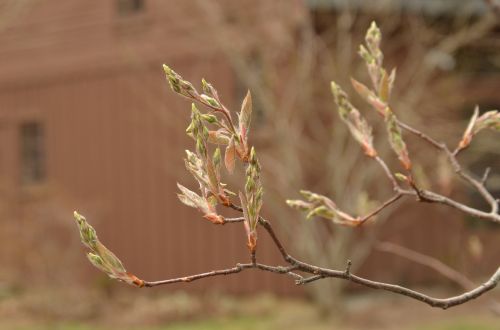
[{"x1": 306, "y1": 0, "x2": 490, "y2": 16}]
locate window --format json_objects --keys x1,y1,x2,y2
[
  {"x1": 20, "y1": 121, "x2": 46, "y2": 185},
  {"x1": 117, "y1": 0, "x2": 144, "y2": 15}
]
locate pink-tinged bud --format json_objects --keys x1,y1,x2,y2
[
  {"x1": 203, "y1": 213, "x2": 225, "y2": 225},
  {"x1": 362, "y1": 144, "x2": 378, "y2": 158},
  {"x1": 247, "y1": 231, "x2": 258, "y2": 253},
  {"x1": 126, "y1": 273, "x2": 145, "y2": 288},
  {"x1": 458, "y1": 135, "x2": 472, "y2": 151}
]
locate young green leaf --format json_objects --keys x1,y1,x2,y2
[
  {"x1": 73, "y1": 211, "x2": 145, "y2": 287},
  {"x1": 239, "y1": 90, "x2": 252, "y2": 138},
  {"x1": 331, "y1": 81, "x2": 377, "y2": 157},
  {"x1": 225, "y1": 138, "x2": 236, "y2": 173},
  {"x1": 386, "y1": 111, "x2": 411, "y2": 170}
]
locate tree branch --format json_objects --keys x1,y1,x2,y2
[
  {"x1": 144, "y1": 263, "x2": 302, "y2": 287},
  {"x1": 141, "y1": 209, "x2": 500, "y2": 309},
  {"x1": 358, "y1": 193, "x2": 403, "y2": 225},
  {"x1": 394, "y1": 119, "x2": 499, "y2": 221},
  {"x1": 374, "y1": 155, "x2": 400, "y2": 190}
]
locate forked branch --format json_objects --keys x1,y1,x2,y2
[{"x1": 73, "y1": 22, "x2": 499, "y2": 310}]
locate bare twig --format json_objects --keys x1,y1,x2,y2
[
  {"x1": 358, "y1": 193, "x2": 403, "y2": 224},
  {"x1": 395, "y1": 119, "x2": 499, "y2": 221},
  {"x1": 144, "y1": 262, "x2": 301, "y2": 287},
  {"x1": 297, "y1": 275, "x2": 324, "y2": 285},
  {"x1": 396, "y1": 119, "x2": 444, "y2": 151},
  {"x1": 374, "y1": 156, "x2": 400, "y2": 190},
  {"x1": 142, "y1": 212, "x2": 500, "y2": 309},
  {"x1": 223, "y1": 217, "x2": 245, "y2": 224},
  {"x1": 481, "y1": 167, "x2": 491, "y2": 186}
]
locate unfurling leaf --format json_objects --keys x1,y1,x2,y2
[
  {"x1": 208, "y1": 130, "x2": 231, "y2": 145},
  {"x1": 287, "y1": 191, "x2": 360, "y2": 226},
  {"x1": 386, "y1": 111, "x2": 411, "y2": 170},
  {"x1": 74, "y1": 211, "x2": 98, "y2": 250},
  {"x1": 350, "y1": 78, "x2": 387, "y2": 116},
  {"x1": 331, "y1": 81, "x2": 377, "y2": 157},
  {"x1": 354, "y1": 22, "x2": 410, "y2": 167},
  {"x1": 365, "y1": 21, "x2": 382, "y2": 63},
  {"x1": 235, "y1": 138, "x2": 250, "y2": 162},
  {"x1": 360, "y1": 22, "x2": 384, "y2": 90},
  {"x1": 394, "y1": 173, "x2": 408, "y2": 182},
  {"x1": 239, "y1": 192, "x2": 257, "y2": 252},
  {"x1": 458, "y1": 107, "x2": 499, "y2": 151},
  {"x1": 73, "y1": 211, "x2": 145, "y2": 288},
  {"x1": 200, "y1": 94, "x2": 220, "y2": 108},
  {"x1": 201, "y1": 114, "x2": 218, "y2": 124},
  {"x1": 239, "y1": 90, "x2": 252, "y2": 138},
  {"x1": 225, "y1": 138, "x2": 236, "y2": 174},
  {"x1": 201, "y1": 78, "x2": 217, "y2": 97},
  {"x1": 378, "y1": 69, "x2": 390, "y2": 102},
  {"x1": 387, "y1": 68, "x2": 396, "y2": 98},
  {"x1": 213, "y1": 148, "x2": 221, "y2": 173},
  {"x1": 177, "y1": 183, "x2": 208, "y2": 212},
  {"x1": 233, "y1": 91, "x2": 252, "y2": 163},
  {"x1": 458, "y1": 106, "x2": 479, "y2": 151},
  {"x1": 184, "y1": 105, "x2": 232, "y2": 206},
  {"x1": 162, "y1": 64, "x2": 195, "y2": 98},
  {"x1": 475, "y1": 110, "x2": 500, "y2": 132},
  {"x1": 286, "y1": 199, "x2": 311, "y2": 211},
  {"x1": 239, "y1": 147, "x2": 263, "y2": 252},
  {"x1": 177, "y1": 184, "x2": 224, "y2": 224}
]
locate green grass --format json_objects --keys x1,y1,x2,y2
[
  {"x1": 413, "y1": 318, "x2": 499, "y2": 330},
  {"x1": 163, "y1": 317, "x2": 268, "y2": 330},
  {"x1": 10, "y1": 315, "x2": 497, "y2": 330}
]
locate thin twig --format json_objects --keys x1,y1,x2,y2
[
  {"x1": 481, "y1": 167, "x2": 491, "y2": 185},
  {"x1": 358, "y1": 193, "x2": 403, "y2": 224},
  {"x1": 374, "y1": 156, "x2": 399, "y2": 190},
  {"x1": 398, "y1": 188, "x2": 500, "y2": 223},
  {"x1": 395, "y1": 119, "x2": 499, "y2": 220},
  {"x1": 296, "y1": 275, "x2": 324, "y2": 285},
  {"x1": 144, "y1": 263, "x2": 300, "y2": 287},
  {"x1": 396, "y1": 119, "x2": 444, "y2": 150},
  {"x1": 140, "y1": 200, "x2": 499, "y2": 309},
  {"x1": 223, "y1": 217, "x2": 245, "y2": 224},
  {"x1": 144, "y1": 264, "x2": 247, "y2": 287}
]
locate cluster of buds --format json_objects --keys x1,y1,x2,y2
[
  {"x1": 163, "y1": 64, "x2": 253, "y2": 167},
  {"x1": 331, "y1": 81, "x2": 377, "y2": 158},
  {"x1": 177, "y1": 105, "x2": 234, "y2": 224},
  {"x1": 73, "y1": 211, "x2": 145, "y2": 287},
  {"x1": 358, "y1": 22, "x2": 396, "y2": 103},
  {"x1": 163, "y1": 65, "x2": 263, "y2": 250},
  {"x1": 235, "y1": 91, "x2": 252, "y2": 162},
  {"x1": 239, "y1": 148, "x2": 264, "y2": 252},
  {"x1": 350, "y1": 22, "x2": 411, "y2": 170},
  {"x1": 163, "y1": 64, "x2": 196, "y2": 98},
  {"x1": 385, "y1": 111, "x2": 411, "y2": 170},
  {"x1": 286, "y1": 191, "x2": 360, "y2": 226},
  {"x1": 458, "y1": 107, "x2": 500, "y2": 152},
  {"x1": 163, "y1": 65, "x2": 262, "y2": 236}
]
